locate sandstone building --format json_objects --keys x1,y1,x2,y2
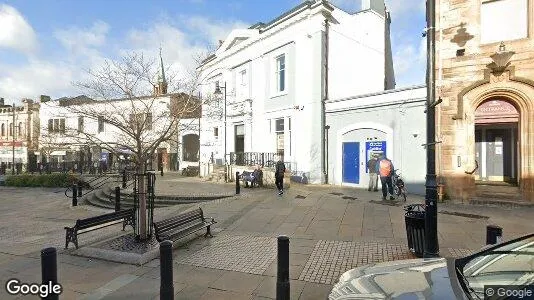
[{"x1": 435, "y1": 0, "x2": 534, "y2": 201}]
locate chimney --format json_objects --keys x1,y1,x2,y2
[
  {"x1": 0, "y1": 97, "x2": 4, "y2": 106},
  {"x1": 362, "y1": 0, "x2": 371, "y2": 10}
]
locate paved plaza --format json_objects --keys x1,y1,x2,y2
[{"x1": 0, "y1": 174, "x2": 533, "y2": 299}]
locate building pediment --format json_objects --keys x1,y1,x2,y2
[{"x1": 216, "y1": 29, "x2": 258, "y2": 55}]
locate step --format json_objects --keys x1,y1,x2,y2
[{"x1": 470, "y1": 197, "x2": 534, "y2": 208}]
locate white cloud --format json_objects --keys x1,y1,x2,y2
[
  {"x1": 0, "y1": 4, "x2": 38, "y2": 55},
  {"x1": 0, "y1": 13, "x2": 248, "y2": 101},
  {"x1": 54, "y1": 21, "x2": 109, "y2": 56},
  {"x1": 385, "y1": 0, "x2": 426, "y2": 18}
]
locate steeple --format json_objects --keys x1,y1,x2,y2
[{"x1": 154, "y1": 46, "x2": 168, "y2": 96}]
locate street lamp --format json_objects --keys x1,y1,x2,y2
[
  {"x1": 214, "y1": 82, "x2": 227, "y2": 165},
  {"x1": 424, "y1": 0, "x2": 440, "y2": 258}
]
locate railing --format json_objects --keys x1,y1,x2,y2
[
  {"x1": 64, "y1": 168, "x2": 136, "y2": 200},
  {"x1": 0, "y1": 161, "x2": 136, "y2": 175},
  {"x1": 228, "y1": 152, "x2": 279, "y2": 167}
]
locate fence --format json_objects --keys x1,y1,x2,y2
[{"x1": 0, "y1": 160, "x2": 136, "y2": 175}]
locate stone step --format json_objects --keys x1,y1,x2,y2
[{"x1": 470, "y1": 197, "x2": 534, "y2": 208}]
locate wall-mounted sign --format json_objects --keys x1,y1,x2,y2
[
  {"x1": 365, "y1": 141, "x2": 386, "y2": 173},
  {"x1": 475, "y1": 100, "x2": 519, "y2": 124}
]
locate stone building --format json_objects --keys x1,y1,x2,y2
[
  {"x1": 435, "y1": 0, "x2": 534, "y2": 202},
  {"x1": 0, "y1": 97, "x2": 40, "y2": 172}
]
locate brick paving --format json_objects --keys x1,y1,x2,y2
[
  {"x1": 0, "y1": 179, "x2": 533, "y2": 299},
  {"x1": 177, "y1": 234, "x2": 277, "y2": 275},
  {"x1": 299, "y1": 240, "x2": 416, "y2": 284}
]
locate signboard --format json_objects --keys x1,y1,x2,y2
[
  {"x1": 475, "y1": 100, "x2": 519, "y2": 124},
  {"x1": 277, "y1": 133, "x2": 284, "y2": 150},
  {"x1": 365, "y1": 141, "x2": 386, "y2": 173},
  {"x1": 0, "y1": 141, "x2": 23, "y2": 147}
]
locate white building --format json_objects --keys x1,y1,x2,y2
[
  {"x1": 198, "y1": 0, "x2": 395, "y2": 184},
  {"x1": 0, "y1": 97, "x2": 40, "y2": 172},
  {"x1": 38, "y1": 93, "x2": 201, "y2": 172},
  {"x1": 325, "y1": 85, "x2": 427, "y2": 195}
]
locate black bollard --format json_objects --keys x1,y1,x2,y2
[
  {"x1": 115, "y1": 186, "x2": 121, "y2": 212},
  {"x1": 78, "y1": 185, "x2": 83, "y2": 197},
  {"x1": 276, "y1": 235, "x2": 290, "y2": 300},
  {"x1": 41, "y1": 247, "x2": 59, "y2": 300},
  {"x1": 486, "y1": 225, "x2": 503, "y2": 245},
  {"x1": 236, "y1": 172, "x2": 240, "y2": 195},
  {"x1": 122, "y1": 170, "x2": 127, "y2": 189},
  {"x1": 160, "y1": 240, "x2": 174, "y2": 300},
  {"x1": 161, "y1": 168, "x2": 164, "y2": 177},
  {"x1": 72, "y1": 184, "x2": 78, "y2": 206}
]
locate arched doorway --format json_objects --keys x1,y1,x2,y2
[{"x1": 474, "y1": 99, "x2": 519, "y2": 184}]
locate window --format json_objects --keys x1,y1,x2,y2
[
  {"x1": 9, "y1": 123, "x2": 13, "y2": 136},
  {"x1": 481, "y1": 0, "x2": 528, "y2": 44},
  {"x1": 214, "y1": 127, "x2": 219, "y2": 139},
  {"x1": 275, "y1": 118, "x2": 284, "y2": 157},
  {"x1": 146, "y1": 113, "x2": 152, "y2": 130},
  {"x1": 98, "y1": 117, "x2": 104, "y2": 133},
  {"x1": 78, "y1": 117, "x2": 84, "y2": 133},
  {"x1": 275, "y1": 54, "x2": 286, "y2": 92},
  {"x1": 18, "y1": 122, "x2": 22, "y2": 137},
  {"x1": 1, "y1": 124, "x2": 4, "y2": 136},
  {"x1": 47, "y1": 118, "x2": 65, "y2": 134},
  {"x1": 288, "y1": 117, "x2": 291, "y2": 156}
]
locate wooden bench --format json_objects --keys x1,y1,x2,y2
[
  {"x1": 153, "y1": 208, "x2": 216, "y2": 243},
  {"x1": 64, "y1": 209, "x2": 135, "y2": 249}
]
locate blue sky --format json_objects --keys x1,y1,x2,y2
[{"x1": 0, "y1": 0, "x2": 426, "y2": 102}]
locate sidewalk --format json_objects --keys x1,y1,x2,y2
[{"x1": 0, "y1": 178, "x2": 533, "y2": 299}]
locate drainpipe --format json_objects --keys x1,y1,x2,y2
[{"x1": 322, "y1": 18, "x2": 330, "y2": 184}]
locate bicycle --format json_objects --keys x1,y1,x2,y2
[{"x1": 392, "y1": 169, "x2": 407, "y2": 202}]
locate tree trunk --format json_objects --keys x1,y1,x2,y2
[{"x1": 137, "y1": 163, "x2": 147, "y2": 240}]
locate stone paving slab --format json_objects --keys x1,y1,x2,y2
[{"x1": 177, "y1": 234, "x2": 277, "y2": 275}]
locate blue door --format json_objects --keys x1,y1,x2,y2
[{"x1": 342, "y1": 142, "x2": 360, "y2": 184}]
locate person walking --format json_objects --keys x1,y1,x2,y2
[
  {"x1": 275, "y1": 156, "x2": 286, "y2": 195},
  {"x1": 367, "y1": 154, "x2": 379, "y2": 192},
  {"x1": 378, "y1": 154, "x2": 395, "y2": 201}
]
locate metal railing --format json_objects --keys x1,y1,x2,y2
[{"x1": 228, "y1": 152, "x2": 279, "y2": 167}]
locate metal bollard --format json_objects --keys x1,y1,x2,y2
[
  {"x1": 115, "y1": 186, "x2": 121, "y2": 212},
  {"x1": 276, "y1": 235, "x2": 290, "y2": 300},
  {"x1": 78, "y1": 185, "x2": 83, "y2": 197},
  {"x1": 486, "y1": 225, "x2": 503, "y2": 245},
  {"x1": 160, "y1": 240, "x2": 174, "y2": 300},
  {"x1": 161, "y1": 168, "x2": 164, "y2": 177},
  {"x1": 122, "y1": 170, "x2": 127, "y2": 189},
  {"x1": 236, "y1": 172, "x2": 240, "y2": 195},
  {"x1": 72, "y1": 184, "x2": 78, "y2": 206},
  {"x1": 41, "y1": 247, "x2": 59, "y2": 300}
]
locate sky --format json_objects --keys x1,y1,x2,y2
[{"x1": 0, "y1": 0, "x2": 426, "y2": 103}]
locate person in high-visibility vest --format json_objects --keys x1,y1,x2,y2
[{"x1": 377, "y1": 154, "x2": 395, "y2": 201}]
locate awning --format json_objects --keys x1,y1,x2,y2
[{"x1": 50, "y1": 151, "x2": 67, "y2": 156}]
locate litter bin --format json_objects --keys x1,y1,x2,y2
[{"x1": 404, "y1": 204, "x2": 425, "y2": 258}]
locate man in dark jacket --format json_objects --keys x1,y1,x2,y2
[
  {"x1": 275, "y1": 156, "x2": 286, "y2": 195},
  {"x1": 367, "y1": 154, "x2": 379, "y2": 192}
]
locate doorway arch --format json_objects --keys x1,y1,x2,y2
[{"x1": 474, "y1": 98, "x2": 519, "y2": 183}]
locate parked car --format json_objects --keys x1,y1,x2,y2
[{"x1": 328, "y1": 233, "x2": 534, "y2": 299}]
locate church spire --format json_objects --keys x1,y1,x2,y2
[{"x1": 154, "y1": 46, "x2": 168, "y2": 96}]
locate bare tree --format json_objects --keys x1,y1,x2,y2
[{"x1": 44, "y1": 51, "x2": 214, "y2": 240}]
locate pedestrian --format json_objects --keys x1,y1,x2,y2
[
  {"x1": 378, "y1": 154, "x2": 395, "y2": 201},
  {"x1": 275, "y1": 156, "x2": 286, "y2": 196},
  {"x1": 366, "y1": 154, "x2": 379, "y2": 192}
]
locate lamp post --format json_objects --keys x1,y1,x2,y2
[
  {"x1": 12, "y1": 103, "x2": 15, "y2": 175},
  {"x1": 214, "y1": 82, "x2": 227, "y2": 165},
  {"x1": 424, "y1": 0, "x2": 440, "y2": 258}
]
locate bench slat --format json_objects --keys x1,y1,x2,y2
[
  {"x1": 155, "y1": 213, "x2": 203, "y2": 232},
  {"x1": 153, "y1": 208, "x2": 214, "y2": 243},
  {"x1": 76, "y1": 209, "x2": 134, "y2": 229}
]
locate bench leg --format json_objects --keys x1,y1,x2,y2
[
  {"x1": 204, "y1": 225, "x2": 213, "y2": 238},
  {"x1": 65, "y1": 228, "x2": 77, "y2": 249}
]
